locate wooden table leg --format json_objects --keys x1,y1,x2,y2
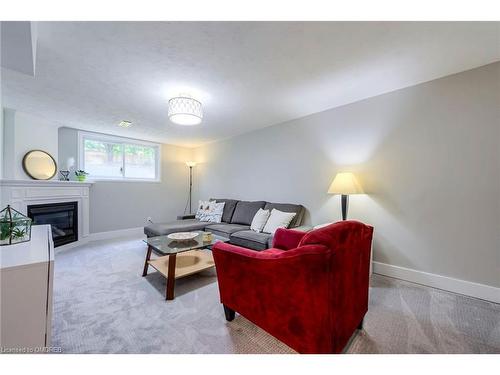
[
  {"x1": 166, "y1": 254, "x2": 177, "y2": 300},
  {"x1": 142, "y1": 245, "x2": 152, "y2": 277}
]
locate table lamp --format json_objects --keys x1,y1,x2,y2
[{"x1": 328, "y1": 172, "x2": 363, "y2": 220}]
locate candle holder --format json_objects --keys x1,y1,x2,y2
[{"x1": 59, "y1": 170, "x2": 70, "y2": 181}]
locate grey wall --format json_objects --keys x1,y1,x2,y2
[
  {"x1": 193, "y1": 62, "x2": 500, "y2": 288},
  {"x1": 58, "y1": 127, "x2": 193, "y2": 233},
  {"x1": 58, "y1": 127, "x2": 78, "y2": 175}
]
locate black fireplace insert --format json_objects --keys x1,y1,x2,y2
[{"x1": 27, "y1": 201, "x2": 78, "y2": 247}]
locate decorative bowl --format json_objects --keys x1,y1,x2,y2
[{"x1": 167, "y1": 232, "x2": 199, "y2": 241}]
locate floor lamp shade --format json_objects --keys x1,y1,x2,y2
[
  {"x1": 328, "y1": 172, "x2": 363, "y2": 220},
  {"x1": 328, "y1": 172, "x2": 363, "y2": 195}
]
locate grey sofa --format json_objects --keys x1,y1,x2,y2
[{"x1": 143, "y1": 198, "x2": 311, "y2": 251}]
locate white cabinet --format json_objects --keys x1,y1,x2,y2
[{"x1": 0, "y1": 225, "x2": 54, "y2": 351}]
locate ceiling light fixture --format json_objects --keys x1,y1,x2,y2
[
  {"x1": 118, "y1": 120, "x2": 132, "y2": 128},
  {"x1": 168, "y1": 96, "x2": 203, "y2": 126}
]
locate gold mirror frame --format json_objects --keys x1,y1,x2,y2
[{"x1": 22, "y1": 150, "x2": 58, "y2": 180}]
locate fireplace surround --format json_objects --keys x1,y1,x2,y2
[{"x1": 0, "y1": 179, "x2": 92, "y2": 249}]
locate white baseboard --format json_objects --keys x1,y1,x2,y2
[
  {"x1": 54, "y1": 240, "x2": 84, "y2": 253},
  {"x1": 55, "y1": 227, "x2": 145, "y2": 253},
  {"x1": 86, "y1": 226, "x2": 145, "y2": 241},
  {"x1": 372, "y1": 261, "x2": 500, "y2": 304}
]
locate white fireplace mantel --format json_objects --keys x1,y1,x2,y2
[
  {"x1": 0, "y1": 179, "x2": 94, "y2": 245},
  {"x1": 0, "y1": 179, "x2": 93, "y2": 187}
]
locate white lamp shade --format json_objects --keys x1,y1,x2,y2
[
  {"x1": 328, "y1": 172, "x2": 363, "y2": 195},
  {"x1": 186, "y1": 161, "x2": 197, "y2": 167},
  {"x1": 66, "y1": 157, "x2": 75, "y2": 170},
  {"x1": 168, "y1": 97, "x2": 203, "y2": 126}
]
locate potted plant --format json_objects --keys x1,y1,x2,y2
[
  {"x1": 75, "y1": 170, "x2": 89, "y2": 182},
  {"x1": 0, "y1": 205, "x2": 32, "y2": 246}
]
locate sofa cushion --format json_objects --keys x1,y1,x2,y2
[
  {"x1": 212, "y1": 198, "x2": 239, "y2": 223},
  {"x1": 198, "y1": 201, "x2": 225, "y2": 223},
  {"x1": 264, "y1": 202, "x2": 305, "y2": 227},
  {"x1": 229, "y1": 230, "x2": 272, "y2": 251},
  {"x1": 205, "y1": 223, "x2": 250, "y2": 238},
  {"x1": 262, "y1": 209, "x2": 297, "y2": 234},
  {"x1": 230, "y1": 200, "x2": 266, "y2": 225},
  {"x1": 144, "y1": 219, "x2": 209, "y2": 237},
  {"x1": 250, "y1": 208, "x2": 270, "y2": 232},
  {"x1": 195, "y1": 200, "x2": 213, "y2": 220}
]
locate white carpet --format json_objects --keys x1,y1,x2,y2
[{"x1": 52, "y1": 237, "x2": 500, "y2": 354}]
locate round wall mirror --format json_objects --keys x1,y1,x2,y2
[{"x1": 22, "y1": 150, "x2": 58, "y2": 180}]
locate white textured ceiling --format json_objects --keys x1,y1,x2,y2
[{"x1": 2, "y1": 22, "x2": 499, "y2": 147}]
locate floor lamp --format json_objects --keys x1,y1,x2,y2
[
  {"x1": 186, "y1": 161, "x2": 197, "y2": 214},
  {"x1": 328, "y1": 172, "x2": 363, "y2": 220}
]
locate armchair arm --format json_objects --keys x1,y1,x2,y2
[
  {"x1": 213, "y1": 241, "x2": 284, "y2": 259},
  {"x1": 272, "y1": 228, "x2": 307, "y2": 250}
]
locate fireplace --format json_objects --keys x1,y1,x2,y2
[{"x1": 27, "y1": 202, "x2": 78, "y2": 247}]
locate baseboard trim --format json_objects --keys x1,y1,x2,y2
[
  {"x1": 87, "y1": 227, "x2": 145, "y2": 241},
  {"x1": 55, "y1": 227, "x2": 145, "y2": 253},
  {"x1": 372, "y1": 261, "x2": 500, "y2": 304}
]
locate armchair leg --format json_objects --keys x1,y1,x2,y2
[
  {"x1": 357, "y1": 318, "x2": 364, "y2": 330},
  {"x1": 223, "y1": 305, "x2": 235, "y2": 321}
]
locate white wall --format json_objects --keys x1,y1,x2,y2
[
  {"x1": 2, "y1": 108, "x2": 16, "y2": 179},
  {"x1": 194, "y1": 62, "x2": 500, "y2": 291},
  {"x1": 1, "y1": 113, "x2": 192, "y2": 234},
  {"x1": 0, "y1": 25, "x2": 3, "y2": 179},
  {"x1": 0, "y1": 108, "x2": 3, "y2": 181},
  {"x1": 2, "y1": 109, "x2": 59, "y2": 179},
  {"x1": 0, "y1": 110, "x2": 3, "y2": 179},
  {"x1": 58, "y1": 127, "x2": 194, "y2": 233}
]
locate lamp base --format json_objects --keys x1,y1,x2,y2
[{"x1": 341, "y1": 194, "x2": 349, "y2": 221}]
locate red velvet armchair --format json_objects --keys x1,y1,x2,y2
[{"x1": 212, "y1": 220, "x2": 374, "y2": 354}]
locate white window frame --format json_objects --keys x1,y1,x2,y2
[{"x1": 78, "y1": 131, "x2": 161, "y2": 182}]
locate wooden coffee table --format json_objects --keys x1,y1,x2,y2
[{"x1": 142, "y1": 232, "x2": 228, "y2": 300}]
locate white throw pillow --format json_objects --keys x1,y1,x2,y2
[
  {"x1": 250, "y1": 208, "x2": 270, "y2": 232},
  {"x1": 262, "y1": 209, "x2": 296, "y2": 234},
  {"x1": 195, "y1": 200, "x2": 213, "y2": 220},
  {"x1": 199, "y1": 202, "x2": 225, "y2": 223}
]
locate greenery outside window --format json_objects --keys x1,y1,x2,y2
[{"x1": 78, "y1": 132, "x2": 161, "y2": 181}]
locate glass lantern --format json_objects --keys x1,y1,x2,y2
[{"x1": 0, "y1": 205, "x2": 32, "y2": 246}]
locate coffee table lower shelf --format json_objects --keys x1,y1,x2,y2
[{"x1": 146, "y1": 249, "x2": 215, "y2": 300}]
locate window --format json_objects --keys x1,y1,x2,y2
[{"x1": 79, "y1": 132, "x2": 160, "y2": 181}]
